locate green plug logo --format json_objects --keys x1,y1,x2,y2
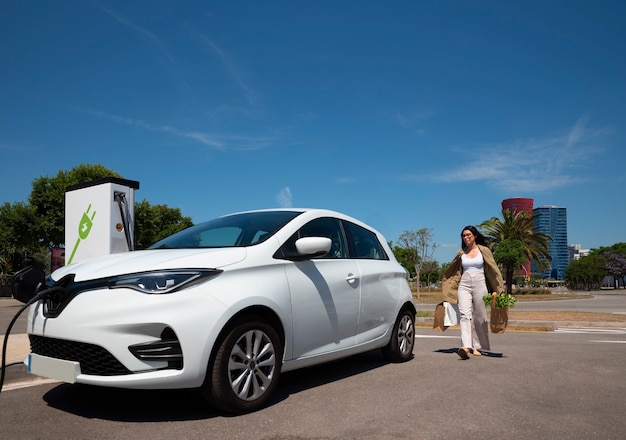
[{"x1": 67, "y1": 204, "x2": 96, "y2": 265}]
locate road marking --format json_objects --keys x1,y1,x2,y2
[
  {"x1": 554, "y1": 328, "x2": 626, "y2": 334},
  {"x1": 1, "y1": 378, "x2": 59, "y2": 392},
  {"x1": 590, "y1": 340, "x2": 626, "y2": 344},
  {"x1": 415, "y1": 335, "x2": 458, "y2": 339}
]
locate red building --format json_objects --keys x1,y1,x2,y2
[
  {"x1": 502, "y1": 197, "x2": 534, "y2": 213},
  {"x1": 501, "y1": 198, "x2": 534, "y2": 281}
]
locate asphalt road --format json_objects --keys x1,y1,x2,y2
[
  {"x1": 1, "y1": 326, "x2": 626, "y2": 439},
  {"x1": 2, "y1": 292, "x2": 625, "y2": 439}
]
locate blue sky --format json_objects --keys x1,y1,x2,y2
[{"x1": 1, "y1": 1, "x2": 624, "y2": 264}]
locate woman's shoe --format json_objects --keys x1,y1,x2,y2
[
  {"x1": 457, "y1": 347, "x2": 470, "y2": 360},
  {"x1": 473, "y1": 349, "x2": 482, "y2": 356}
]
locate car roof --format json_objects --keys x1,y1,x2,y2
[
  {"x1": 221, "y1": 208, "x2": 351, "y2": 221},
  {"x1": 220, "y1": 208, "x2": 384, "y2": 236}
]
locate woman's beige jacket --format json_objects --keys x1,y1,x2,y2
[{"x1": 441, "y1": 244, "x2": 505, "y2": 304}]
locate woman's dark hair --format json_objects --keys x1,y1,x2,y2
[{"x1": 460, "y1": 225, "x2": 488, "y2": 249}]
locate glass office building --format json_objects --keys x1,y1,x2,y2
[{"x1": 532, "y1": 206, "x2": 569, "y2": 279}]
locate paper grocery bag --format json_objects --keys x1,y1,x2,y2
[
  {"x1": 490, "y1": 294, "x2": 508, "y2": 334},
  {"x1": 433, "y1": 302, "x2": 446, "y2": 332}
]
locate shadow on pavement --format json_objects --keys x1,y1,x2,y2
[
  {"x1": 44, "y1": 385, "x2": 218, "y2": 421},
  {"x1": 42, "y1": 350, "x2": 395, "y2": 421},
  {"x1": 434, "y1": 347, "x2": 505, "y2": 358}
]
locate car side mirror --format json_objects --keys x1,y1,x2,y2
[
  {"x1": 11, "y1": 266, "x2": 45, "y2": 304},
  {"x1": 294, "y1": 237, "x2": 332, "y2": 259}
]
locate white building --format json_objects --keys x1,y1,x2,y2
[{"x1": 568, "y1": 243, "x2": 590, "y2": 261}]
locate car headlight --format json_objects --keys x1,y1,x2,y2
[{"x1": 108, "y1": 269, "x2": 221, "y2": 294}]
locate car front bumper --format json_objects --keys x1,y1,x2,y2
[{"x1": 26, "y1": 286, "x2": 232, "y2": 389}]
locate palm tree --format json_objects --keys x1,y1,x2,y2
[{"x1": 480, "y1": 209, "x2": 551, "y2": 293}]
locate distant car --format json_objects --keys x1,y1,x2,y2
[{"x1": 21, "y1": 209, "x2": 415, "y2": 413}]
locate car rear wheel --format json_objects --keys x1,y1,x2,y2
[
  {"x1": 382, "y1": 309, "x2": 415, "y2": 362},
  {"x1": 201, "y1": 318, "x2": 282, "y2": 414}
]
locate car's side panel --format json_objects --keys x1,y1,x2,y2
[
  {"x1": 285, "y1": 258, "x2": 362, "y2": 359},
  {"x1": 279, "y1": 333, "x2": 390, "y2": 373},
  {"x1": 355, "y1": 259, "x2": 412, "y2": 344},
  {"x1": 199, "y1": 257, "x2": 294, "y2": 358}
]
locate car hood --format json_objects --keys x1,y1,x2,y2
[{"x1": 50, "y1": 248, "x2": 247, "y2": 282}]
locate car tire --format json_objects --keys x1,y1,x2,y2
[
  {"x1": 382, "y1": 309, "x2": 415, "y2": 363},
  {"x1": 201, "y1": 317, "x2": 282, "y2": 414}
]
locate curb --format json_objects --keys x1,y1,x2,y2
[{"x1": 415, "y1": 317, "x2": 626, "y2": 331}]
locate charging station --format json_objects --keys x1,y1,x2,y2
[{"x1": 64, "y1": 177, "x2": 140, "y2": 265}]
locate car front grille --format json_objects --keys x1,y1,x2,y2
[{"x1": 29, "y1": 334, "x2": 132, "y2": 376}]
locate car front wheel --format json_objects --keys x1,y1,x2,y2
[
  {"x1": 201, "y1": 318, "x2": 282, "y2": 414},
  {"x1": 382, "y1": 309, "x2": 415, "y2": 362}
]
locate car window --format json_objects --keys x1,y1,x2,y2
[
  {"x1": 149, "y1": 211, "x2": 302, "y2": 249},
  {"x1": 198, "y1": 227, "x2": 243, "y2": 247},
  {"x1": 344, "y1": 221, "x2": 388, "y2": 260},
  {"x1": 282, "y1": 217, "x2": 348, "y2": 259},
  {"x1": 250, "y1": 230, "x2": 270, "y2": 244}
]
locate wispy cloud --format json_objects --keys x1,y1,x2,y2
[
  {"x1": 92, "y1": 5, "x2": 266, "y2": 148},
  {"x1": 72, "y1": 106, "x2": 277, "y2": 150},
  {"x1": 97, "y1": 5, "x2": 158, "y2": 43},
  {"x1": 393, "y1": 108, "x2": 439, "y2": 135},
  {"x1": 418, "y1": 115, "x2": 606, "y2": 192},
  {"x1": 276, "y1": 187, "x2": 293, "y2": 207},
  {"x1": 96, "y1": 4, "x2": 175, "y2": 65},
  {"x1": 194, "y1": 31, "x2": 257, "y2": 105}
]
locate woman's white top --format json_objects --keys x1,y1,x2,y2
[{"x1": 461, "y1": 251, "x2": 484, "y2": 273}]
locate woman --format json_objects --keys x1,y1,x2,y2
[{"x1": 442, "y1": 225, "x2": 504, "y2": 360}]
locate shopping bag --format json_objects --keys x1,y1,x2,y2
[
  {"x1": 433, "y1": 302, "x2": 446, "y2": 332},
  {"x1": 490, "y1": 293, "x2": 508, "y2": 334},
  {"x1": 443, "y1": 301, "x2": 459, "y2": 326}
]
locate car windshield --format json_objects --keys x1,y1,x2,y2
[{"x1": 149, "y1": 211, "x2": 303, "y2": 249}]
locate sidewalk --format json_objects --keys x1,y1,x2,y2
[
  {"x1": 1, "y1": 297, "x2": 29, "y2": 367},
  {"x1": 1, "y1": 298, "x2": 59, "y2": 390}
]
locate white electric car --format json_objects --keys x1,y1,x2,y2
[{"x1": 23, "y1": 209, "x2": 415, "y2": 413}]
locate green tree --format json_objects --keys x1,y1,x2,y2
[
  {"x1": 0, "y1": 202, "x2": 41, "y2": 272},
  {"x1": 565, "y1": 253, "x2": 607, "y2": 290},
  {"x1": 564, "y1": 244, "x2": 626, "y2": 290},
  {"x1": 29, "y1": 164, "x2": 123, "y2": 247},
  {"x1": 420, "y1": 259, "x2": 441, "y2": 291},
  {"x1": 0, "y1": 254, "x2": 10, "y2": 274},
  {"x1": 493, "y1": 239, "x2": 527, "y2": 294},
  {"x1": 602, "y1": 251, "x2": 626, "y2": 289},
  {"x1": 391, "y1": 244, "x2": 417, "y2": 278},
  {"x1": 593, "y1": 243, "x2": 626, "y2": 289},
  {"x1": 480, "y1": 209, "x2": 551, "y2": 286},
  {"x1": 397, "y1": 228, "x2": 437, "y2": 298},
  {"x1": 134, "y1": 200, "x2": 193, "y2": 249}
]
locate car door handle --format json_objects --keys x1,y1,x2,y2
[{"x1": 345, "y1": 273, "x2": 359, "y2": 284}]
